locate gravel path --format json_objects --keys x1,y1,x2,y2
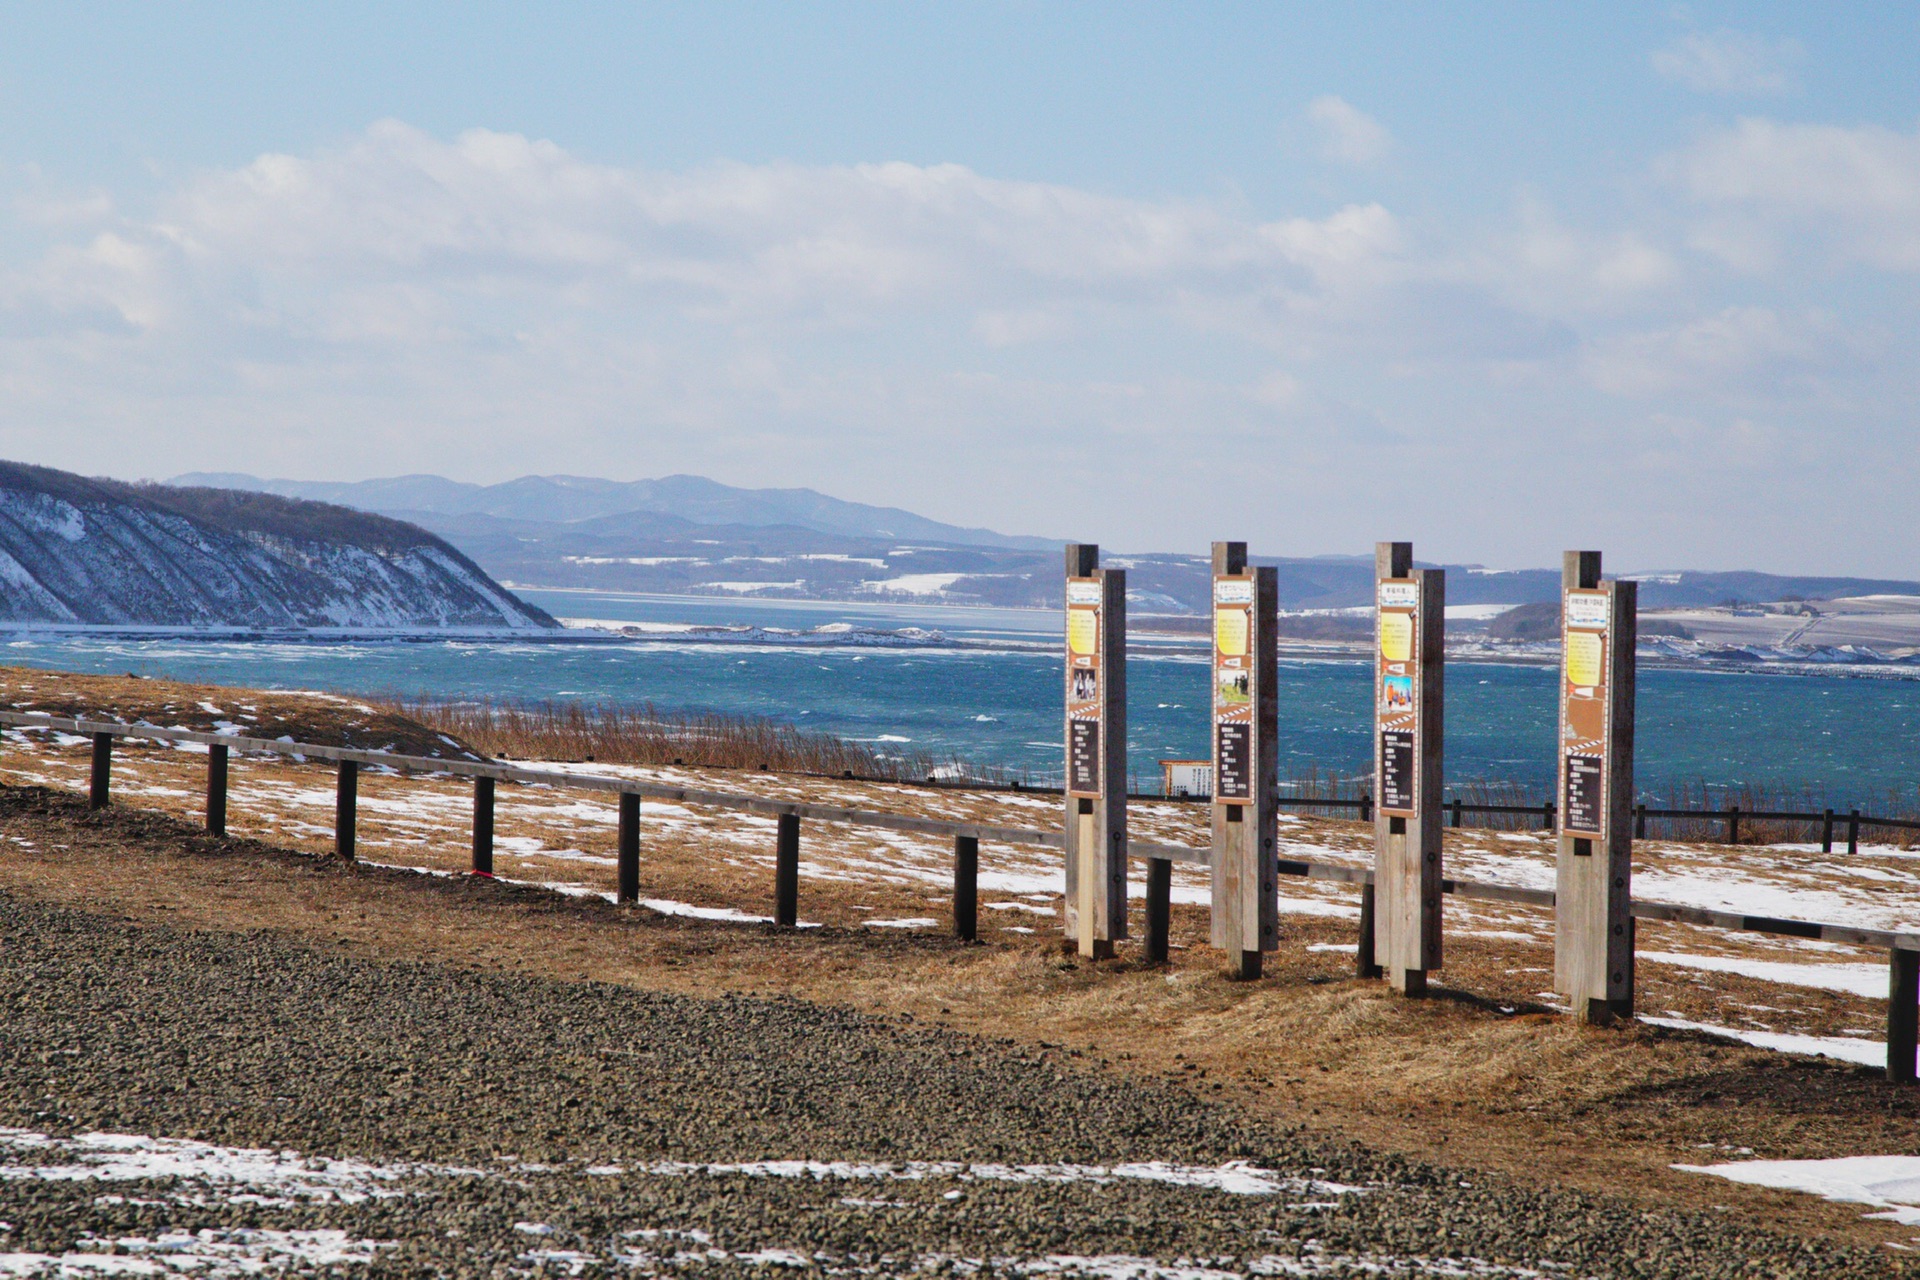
[{"x1": 0, "y1": 891, "x2": 1897, "y2": 1278}]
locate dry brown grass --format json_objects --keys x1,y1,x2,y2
[{"x1": 373, "y1": 693, "x2": 988, "y2": 782}]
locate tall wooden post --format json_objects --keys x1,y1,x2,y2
[
  {"x1": 953, "y1": 835, "x2": 978, "y2": 941},
  {"x1": 774, "y1": 812, "x2": 800, "y2": 927},
  {"x1": 1144, "y1": 858, "x2": 1171, "y2": 963},
  {"x1": 1063, "y1": 543, "x2": 1127, "y2": 960},
  {"x1": 1890, "y1": 947, "x2": 1919, "y2": 1084},
  {"x1": 206, "y1": 744, "x2": 229, "y2": 836},
  {"x1": 472, "y1": 777, "x2": 495, "y2": 875},
  {"x1": 1554, "y1": 551, "x2": 1638, "y2": 1024},
  {"x1": 617, "y1": 792, "x2": 641, "y2": 903},
  {"x1": 335, "y1": 760, "x2": 358, "y2": 861},
  {"x1": 89, "y1": 733, "x2": 112, "y2": 810},
  {"x1": 1373, "y1": 542, "x2": 1444, "y2": 996},
  {"x1": 1209, "y1": 542, "x2": 1278, "y2": 979}
]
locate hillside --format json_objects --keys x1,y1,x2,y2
[{"x1": 0, "y1": 461, "x2": 555, "y2": 629}]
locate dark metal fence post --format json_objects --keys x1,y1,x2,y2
[
  {"x1": 953, "y1": 835, "x2": 979, "y2": 941},
  {"x1": 1849, "y1": 810, "x2": 1861, "y2": 856},
  {"x1": 617, "y1": 792, "x2": 640, "y2": 902},
  {"x1": 472, "y1": 777, "x2": 495, "y2": 876},
  {"x1": 1821, "y1": 808, "x2": 1835, "y2": 853},
  {"x1": 334, "y1": 760, "x2": 358, "y2": 861},
  {"x1": 1634, "y1": 803, "x2": 1647, "y2": 839},
  {"x1": 1359, "y1": 791, "x2": 1372, "y2": 823},
  {"x1": 775, "y1": 812, "x2": 800, "y2": 926},
  {"x1": 1450, "y1": 797, "x2": 1462, "y2": 829},
  {"x1": 1542, "y1": 800, "x2": 1554, "y2": 832},
  {"x1": 1356, "y1": 881, "x2": 1382, "y2": 979},
  {"x1": 89, "y1": 733, "x2": 112, "y2": 809},
  {"x1": 1890, "y1": 948, "x2": 1919, "y2": 1085},
  {"x1": 1726, "y1": 805, "x2": 1740, "y2": 846},
  {"x1": 1144, "y1": 857, "x2": 1170, "y2": 963},
  {"x1": 206, "y1": 744, "x2": 228, "y2": 836}
]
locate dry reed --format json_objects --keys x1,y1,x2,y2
[{"x1": 376, "y1": 695, "x2": 948, "y2": 781}]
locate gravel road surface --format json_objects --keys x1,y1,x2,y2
[{"x1": 0, "y1": 890, "x2": 1895, "y2": 1277}]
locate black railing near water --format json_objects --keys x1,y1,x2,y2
[
  {"x1": 778, "y1": 769, "x2": 1915, "y2": 852},
  {"x1": 11, "y1": 708, "x2": 1920, "y2": 1083}
]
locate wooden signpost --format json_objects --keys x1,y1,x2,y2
[
  {"x1": 1063, "y1": 543, "x2": 1127, "y2": 959},
  {"x1": 1372, "y1": 542, "x2": 1443, "y2": 996},
  {"x1": 1209, "y1": 542, "x2": 1278, "y2": 979},
  {"x1": 1554, "y1": 551, "x2": 1638, "y2": 1024}
]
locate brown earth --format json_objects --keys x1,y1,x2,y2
[{"x1": 3, "y1": 668, "x2": 1919, "y2": 1261}]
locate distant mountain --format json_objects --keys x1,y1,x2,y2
[
  {"x1": 176, "y1": 472, "x2": 1059, "y2": 552},
  {"x1": 0, "y1": 462, "x2": 555, "y2": 629},
  {"x1": 167, "y1": 470, "x2": 1920, "y2": 614}
]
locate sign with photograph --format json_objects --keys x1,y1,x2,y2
[
  {"x1": 1560, "y1": 587, "x2": 1611, "y2": 839},
  {"x1": 1375, "y1": 578, "x2": 1420, "y2": 818},
  {"x1": 1066, "y1": 577, "x2": 1104, "y2": 798},
  {"x1": 1212, "y1": 575, "x2": 1255, "y2": 802}
]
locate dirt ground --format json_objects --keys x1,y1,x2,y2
[{"x1": 4, "y1": 670, "x2": 1920, "y2": 1260}]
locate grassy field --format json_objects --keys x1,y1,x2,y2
[{"x1": 4, "y1": 668, "x2": 1920, "y2": 1263}]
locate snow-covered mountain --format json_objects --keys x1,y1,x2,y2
[{"x1": 0, "y1": 462, "x2": 556, "y2": 629}]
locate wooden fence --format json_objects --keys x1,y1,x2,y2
[{"x1": 12, "y1": 709, "x2": 1920, "y2": 1084}]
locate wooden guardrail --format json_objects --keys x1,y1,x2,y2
[{"x1": 8, "y1": 709, "x2": 1919, "y2": 1081}]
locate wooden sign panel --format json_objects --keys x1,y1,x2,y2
[
  {"x1": 1375, "y1": 578, "x2": 1420, "y2": 817},
  {"x1": 1212, "y1": 576, "x2": 1255, "y2": 803},
  {"x1": 1559, "y1": 588, "x2": 1610, "y2": 840},
  {"x1": 1066, "y1": 577, "x2": 1104, "y2": 798}
]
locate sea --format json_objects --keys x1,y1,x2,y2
[{"x1": 5, "y1": 587, "x2": 1917, "y2": 812}]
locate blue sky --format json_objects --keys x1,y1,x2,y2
[{"x1": 2, "y1": 3, "x2": 1917, "y2": 575}]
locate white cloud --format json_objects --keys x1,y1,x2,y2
[
  {"x1": 1651, "y1": 29, "x2": 1802, "y2": 96},
  {"x1": 1673, "y1": 118, "x2": 1920, "y2": 270},
  {"x1": 0, "y1": 119, "x2": 1913, "y2": 574},
  {"x1": 1582, "y1": 306, "x2": 1854, "y2": 398},
  {"x1": 1305, "y1": 96, "x2": 1391, "y2": 167}
]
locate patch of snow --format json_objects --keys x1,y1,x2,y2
[
  {"x1": 1638, "y1": 951, "x2": 1888, "y2": 1000},
  {"x1": 1640, "y1": 1016, "x2": 1886, "y2": 1067},
  {"x1": 0, "y1": 1128, "x2": 479, "y2": 1204},
  {"x1": 1675, "y1": 1155, "x2": 1920, "y2": 1226},
  {"x1": 0, "y1": 1230, "x2": 393, "y2": 1277}
]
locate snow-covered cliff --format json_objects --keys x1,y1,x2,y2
[{"x1": 0, "y1": 463, "x2": 557, "y2": 629}]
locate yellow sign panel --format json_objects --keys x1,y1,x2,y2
[
  {"x1": 1379, "y1": 612, "x2": 1412, "y2": 664},
  {"x1": 1215, "y1": 606, "x2": 1248, "y2": 657},
  {"x1": 1566, "y1": 631, "x2": 1604, "y2": 689},
  {"x1": 1067, "y1": 607, "x2": 1099, "y2": 657}
]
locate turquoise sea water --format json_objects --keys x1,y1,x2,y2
[{"x1": 3, "y1": 587, "x2": 1916, "y2": 811}]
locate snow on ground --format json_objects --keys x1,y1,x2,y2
[
  {"x1": 1640, "y1": 1017, "x2": 1886, "y2": 1067},
  {"x1": 1638, "y1": 951, "x2": 1889, "y2": 999},
  {"x1": 1674, "y1": 1155, "x2": 1920, "y2": 1227}
]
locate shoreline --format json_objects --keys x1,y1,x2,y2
[{"x1": 6, "y1": 616, "x2": 1920, "y2": 682}]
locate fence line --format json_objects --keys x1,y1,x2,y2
[
  {"x1": 739, "y1": 770, "x2": 1914, "y2": 850},
  {"x1": 9, "y1": 709, "x2": 1919, "y2": 1080}
]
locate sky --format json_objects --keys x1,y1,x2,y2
[{"x1": 1, "y1": 3, "x2": 1917, "y2": 575}]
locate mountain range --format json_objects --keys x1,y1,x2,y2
[
  {"x1": 176, "y1": 472, "x2": 1057, "y2": 552},
  {"x1": 176, "y1": 471, "x2": 1920, "y2": 616}
]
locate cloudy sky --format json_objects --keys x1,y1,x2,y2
[{"x1": 2, "y1": 3, "x2": 1916, "y2": 575}]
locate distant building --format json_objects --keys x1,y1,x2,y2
[{"x1": 1160, "y1": 759, "x2": 1212, "y2": 798}]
